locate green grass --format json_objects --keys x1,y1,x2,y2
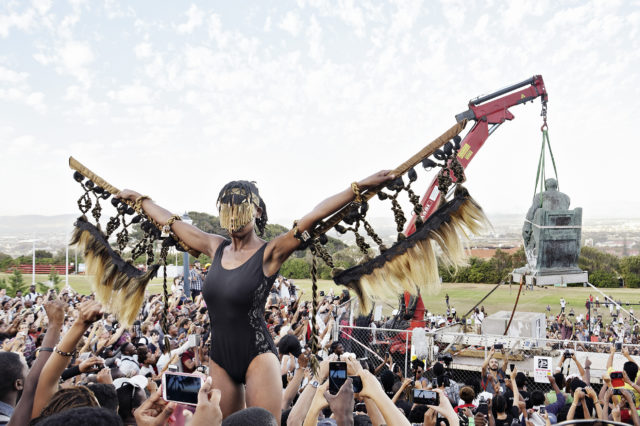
[{"x1": 4, "y1": 273, "x2": 637, "y2": 322}]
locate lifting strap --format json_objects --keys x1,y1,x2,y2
[{"x1": 533, "y1": 129, "x2": 559, "y2": 206}]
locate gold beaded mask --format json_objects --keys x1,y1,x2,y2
[{"x1": 217, "y1": 187, "x2": 260, "y2": 233}]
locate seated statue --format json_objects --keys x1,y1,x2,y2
[{"x1": 522, "y1": 178, "x2": 570, "y2": 250}]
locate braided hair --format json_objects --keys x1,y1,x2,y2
[
  {"x1": 217, "y1": 180, "x2": 268, "y2": 236},
  {"x1": 38, "y1": 386, "x2": 99, "y2": 419}
]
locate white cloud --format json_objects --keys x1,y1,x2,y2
[
  {"x1": 176, "y1": 4, "x2": 204, "y2": 34},
  {"x1": 307, "y1": 15, "x2": 323, "y2": 61},
  {"x1": 108, "y1": 84, "x2": 152, "y2": 105},
  {"x1": 0, "y1": 8, "x2": 36, "y2": 38},
  {"x1": 134, "y1": 41, "x2": 152, "y2": 58},
  {"x1": 279, "y1": 11, "x2": 302, "y2": 36},
  {"x1": 264, "y1": 16, "x2": 272, "y2": 32},
  {"x1": 57, "y1": 41, "x2": 94, "y2": 86}
]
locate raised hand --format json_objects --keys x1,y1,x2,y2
[
  {"x1": 133, "y1": 388, "x2": 176, "y2": 426},
  {"x1": 184, "y1": 377, "x2": 223, "y2": 426},
  {"x1": 324, "y1": 378, "x2": 355, "y2": 424}
]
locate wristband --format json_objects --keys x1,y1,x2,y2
[
  {"x1": 36, "y1": 347, "x2": 54, "y2": 356},
  {"x1": 309, "y1": 380, "x2": 319, "y2": 388},
  {"x1": 351, "y1": 182, "x2": 363, "y2": 203},
  {"x1": 54, "y1": 346, "x2": 78, "y2": 357}
]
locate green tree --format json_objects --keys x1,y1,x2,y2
[
  {"x1": 7, "y1": 269, "x2": 28, "y2": 297},
  {"x1": 0, "y1": 252, "x2": 13, "y2": 270},
  {"x1": 280, "y1": 258, "x2": 310, "y2": 279},
  {"x1": 620, "y1": 256, "x2": 640, "y2": 288},
  {"x1": 589, "y1": 270, "x2": 618, "y2": 288},
  {"x1": 37, "y1": 268, "x2": 63, "y2": 293}
]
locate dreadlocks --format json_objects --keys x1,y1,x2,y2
[{"x1": 217, "y1": 180, "x2": 268, "y2": 236}]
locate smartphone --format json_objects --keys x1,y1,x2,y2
[
  {"x1": 168, "y1": 364, "x2": 178, "y2": 372},
  {"x1": 611, "y1": 371, "x2": 625, "y2": 388},
  {"x1": 162, "y1": 372, "x2": 203, "y2": 406},
  {"x1": 414, "y1": 389, "x2": 438, "y2": 405},
  {"x1": 329, "y1": 361, "x2": 347, "y2": 395},
  {"x1": 616, "y1": 342, "x2": 623, "y2": 351},
  {"x1": 539, "y1": 406, "x2": 546, "y2": 414},
  {"x1": 510, "y1": 363, "x2": 515, "y2": 372},
  {"x1": 350, "y1": 375, "x2": 363, "y2": 393},
  {"x1": 188, "y1": 334, "x2": 200, "y2": 347},
  {"x1": 494, "y1": 343, "x2": 503, "y2": 350}
]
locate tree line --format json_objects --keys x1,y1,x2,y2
[{"x1": 2, "y1": 211, "x2": 639, "y2": 287}]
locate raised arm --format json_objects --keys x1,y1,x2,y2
[
  {"x1": 482, "y1": 348, "x2": 496, "y2": 378},
  {"x1": 607, "y1": 344, "x2": 615, "y2": 370},
  {"x1": 8, "y1": 300, "x2": 65, "y2": 426},
  {"x1": 116, "y1": 190, "x2": 224, "y2": 257},
  {"x1": 571, "y1": 354, "x2": 587, "y2": 381},
  {"x1": 264, "y1": 171, "x2": 394, "y2": 277},
  {"x1": 31, "y1": 300, "x2": 103, "y2": 419}
]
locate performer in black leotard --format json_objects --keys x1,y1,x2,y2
[
  {"x1": 203, "y1": 239, "x2": 277, "y2": 383},
  {"x1": 117, "y1": 172, "x2": 394, "y2": 422}
]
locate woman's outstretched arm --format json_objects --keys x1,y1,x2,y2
[
  {"x1": 116, "y1": 190, "x2": 224, "y2": 257},
  {"x1": 264, "y1": 170, "x2": 394, "y2": 277}
]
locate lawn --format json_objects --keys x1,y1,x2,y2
[{"x1": 3, "y1": 272, "x2": 637, "y2": 322}]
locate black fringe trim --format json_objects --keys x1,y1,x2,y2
[
  {"x1": 333, "y1": 186, "x2": 473, "y2": 286},
  {"x1": 71, "y1": 216, "x2": 160, "y2": 280}
]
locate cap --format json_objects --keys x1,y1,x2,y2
[{"x1": 113, "y1": 375, "x2": 147, "y2": 390}]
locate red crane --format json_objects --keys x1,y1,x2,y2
[
  {"x1": 400, "y1": 76, "x2": 548, "y2": 330},
  {"x1": 405, "y1": 75, "x2": 548, "y2": 236}
]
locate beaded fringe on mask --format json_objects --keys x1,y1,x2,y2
[{"x1": 218, "y1": 202, "x2": 255, "y2": 233}]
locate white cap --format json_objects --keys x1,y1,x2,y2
[{"x1": 113, "y1": 374, "x2": 147, "y2": 390}]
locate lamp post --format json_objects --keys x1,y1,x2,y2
[{"x1": 182, "y1": 212, "x2": 192, "y2": 298}]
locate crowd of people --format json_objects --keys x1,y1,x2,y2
[{"x1": 3, "y1": 276, "x2": 640, "y2": 426}]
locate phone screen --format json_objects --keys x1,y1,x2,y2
[
  {"x1": 414, "y1": 389, "x2": 438, "y2": 405},
  {"x1": 611, "y1": 371, "x2": 625, "y2": 389},
  {"x1": 350, "y1": 375, "x2": 363, "y2": 393},
  {"x1": 163, "y1": 373, "x2": 202, "y2": 405},
  {"x1": 329, "y1": 362, "x2": 347, "y2": 395}
]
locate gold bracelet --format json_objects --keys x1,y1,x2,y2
[
  {"x1": 162, "y1": 214, "x2": 182, "y2": 235},
  {"x1": 54, "y1": 346, "x2": 77, "y2": 357},
  {"x1": 351, "y1": 182, "x2": 362, "y2": 203},
  {"x1": 134, "y1": 195, "x2": 151, "y2": 212}
]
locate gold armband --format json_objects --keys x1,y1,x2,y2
[
  {"x1": 134, "y1": 195, "x2": 151, "y2": 212},
  {"x1": 162, "y1": 214, "x2": 182, "y2": 235},
  {"x1": 351, "y1": 182, "x2": 362, "y2": 204}
]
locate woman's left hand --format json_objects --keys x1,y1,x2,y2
[{"x1": 358, "y1": 170, "x2": 395, "y2": 190}]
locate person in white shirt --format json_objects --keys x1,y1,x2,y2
[
  {"x1": 560, "y1": 298, "x2": 566, "y2": 313},
  {"x1": 118, "y1": 342, "x2": 140, "y2": 377},
  {"x1": 156, "y1": 338, "x2": 196, "y2": 372},
  {"x1": 279, "y1": 276, "x2": 291, "y2": 302}
]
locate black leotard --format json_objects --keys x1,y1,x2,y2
[{"x1": 202, "y1": 239, "x2": 278, "y2": 383}]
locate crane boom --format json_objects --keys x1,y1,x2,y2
[{"x1": 404, "y1": 75, "x2": 548, "y2": 236}]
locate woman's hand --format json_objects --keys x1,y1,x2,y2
[
  {"x1": 358, "y1": 170, "x2": 395, "y2": 190},
  {"x1": 76, "y1": 300, "x2": 103, "y2": 326},
  {"x1": 184, "y1": 377, "x2": 223, "y2": 426},
  {"x1": 79, "y1": 356, "x2": 104, "y2": 373},
  {"x1": 133, "y1": 388, "x2": 176, "y2": 426},
  {"x1": 428, "y1": 388, "x2": 459, "y2": 426},
  {"x1": 116, "y1": 189, "x2": 142, "y2": 202}
]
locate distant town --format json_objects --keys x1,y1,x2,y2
[{"x1": 0, "y1": 213, "x2": 639, "y2": 258}]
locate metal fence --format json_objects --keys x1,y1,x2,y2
[{"x1": 336, "y1": 324, "x2": 640, "y2": 395}]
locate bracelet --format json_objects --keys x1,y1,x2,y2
[
  {"x1": 162, "y1": 214, "x2": 182, "y2": 235},
  {"x1": 133, "y1": 195, "x2": 151, "y2": 213},
  {"x1": 292, "y1": 220, "x2": 311, "y2": 243},
  {"x1": 54, "y1": 347, "x2": 78, "y2": 357},
  {"x1": 350, "y1": 182, "x2": 363, "y2": 204},
  {"x1": 36, "y1": 347, "x2": 54, "y2": 356}
]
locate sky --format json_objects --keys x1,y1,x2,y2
[{"x1": 1, "y1": 0, "x2": 639, "y2": 229}]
